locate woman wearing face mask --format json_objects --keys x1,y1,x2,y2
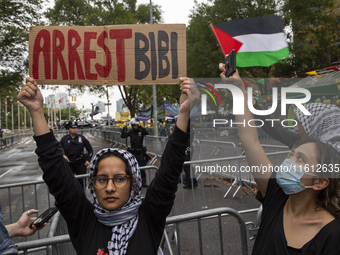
[
  {"x1": 17, "y1": 77, "x2": 200, "y2": 255},
  {"x1": 220, "y1": 65, "x2": 340, "y2": 255}
]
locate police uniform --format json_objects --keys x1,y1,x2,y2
[
  {"x1": 121, "y1": 121, "x2": 149, "y2": 186},
  {"x1": 60, "y1": 122, "x2": 93, "y2": 188}
]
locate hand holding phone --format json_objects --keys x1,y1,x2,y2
[
  {"x1": 29, "y1": 207, "x2": 58, "y2": 229},
  {"x1": 224, "y1": 49, "x2": 236, "y2": 77}
]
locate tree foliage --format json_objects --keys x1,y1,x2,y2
[
  {"x1": 46, "y1": 0, "x2": 162, "y2": 26},
  {"x1": 277, "y1": 0, "x2": 340, "y2": 76},
  {"x1": 187, "y1": 0, "x2": 340, "y2": 97},
  {"x1": 118, "y1": 84, "x2": 180, "y2": 116},
  {"x1": 0, "y1": 0, "x2": 45, "y2": 70},
  {"x1": 0, "y1": 0, "x2": 45, "y2": 128},
  {"x1": 187, "y1": 0, "x2": 278, "y2": 80}
]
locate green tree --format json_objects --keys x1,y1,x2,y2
[
  {"x1": 187, "y1": 0, "x2": 278, "y2": 80},
  {"x1": 0, "y1": 0, "x2": 45, "y2": 128},
  {"x1": 275, "y1": 0, "x2": 340, "y2": 76},
  {"x1": 120, "y1": 84, "x2": 180, "y2": 117},
  {"x1": 187, "y1": 0, "x2": 340, "y2": 97}
]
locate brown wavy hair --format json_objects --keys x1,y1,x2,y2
[{"x1": 292, "y1": 138, "x2": 340, "y2": 218}]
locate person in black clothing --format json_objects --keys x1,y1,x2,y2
[
  {"x1": 18, "y1": 76, "x2": 200, "y2": 255},
  {"x1": 219, "y1": 64, "x2": 340, "y2": 255},
  {"x1": 121, "y1": 118, "x2": 149, "y2": 187},
  {"x1": 60, "y1": 121, "x2": 93, "y2": 188}
]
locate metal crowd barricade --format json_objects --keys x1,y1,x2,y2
[
  {"x1": 139, "y1": 165, "x2": 158, "y2": 188},
  {"x1": 173, "y1": 150, "x2": 290, "y2": 215},
  {"x1": 193, "y1": 128, "x2": 218, "y2": 140},
  {"x1": 0, "y1": 133, "x2": 27, "y2": 150},
  {"x1": 163, "y1": 207, "x2": 249, "y2": 255},
  {"x1": 193, "y1": 140, "x2": 249, "y2": 200},
  {"x1": 144, "y1": 135, "x2": 168, "y2": 155},
  {"x1": 0, "y1": 179, "x2": 55, "y2": 243},
  {"x1": 237, "y1": 143, "x2": 290, "y2": 166},
  {"x1": 17, "y1": 206, "x2": 255, "y2": 255},
  {"x1": 199, "y1": 140, "x2": 239, "y2": 159}
]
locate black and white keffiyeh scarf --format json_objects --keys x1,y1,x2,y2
[
  {"x1": 294, "y1": 103, "x2": 340, "y2": 152},
  {"x1": 89, "y1": 148, "x2": 142, "y2": 255}
]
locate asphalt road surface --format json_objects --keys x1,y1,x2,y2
[{"x1": 0, "y1": 133, "x2": 261, "y2": 254}]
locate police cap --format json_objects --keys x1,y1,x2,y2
[
  {"x1": 130, "y1": 118, "x2": 140, "y2": 125},
  {"x1": 67, "y1": 121, "x2": 78, "y2": 129}
]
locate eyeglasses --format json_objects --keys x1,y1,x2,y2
[{"x1": 91, "y1": 174, "x2": 130, "y2": 189}]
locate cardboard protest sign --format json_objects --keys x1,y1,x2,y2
[{"x1": 29, "y1": 24, "x2": 186, "y2": 85}]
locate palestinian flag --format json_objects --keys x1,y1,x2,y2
[{"x1": 210, "y1": 15, "x2": 289, "y2": 67}]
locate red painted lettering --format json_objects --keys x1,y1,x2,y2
[
  {"x1": 53, "y1": 30, "x2": 68, "y2": 80},
  {"x1": 110, "y1": 29, "x2": 132, "y2": 82},
  {"x1": 95, "y1": 31, "x2": 112, "y2": 78},
  {"x1": 84, "y1": 32, "x2": 97, "y2": 80},
  {"x1": 32, "y1": 30, "x2": 51, "y2": 79},
  {"x1": 68, "y1": 30, "x2": 85, "y2": 80}
]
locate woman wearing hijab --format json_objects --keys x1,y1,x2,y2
[
  {"x1": 220, "y1": 65, "x2": 340, "y2": 255},
  {"x1": 17, "y1": 77, "x2": 199, "y2": 255}
]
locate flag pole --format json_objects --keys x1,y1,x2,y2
[
  {"x1": 18, "y1": 101, "x2": 20, "y2": 132},
  {"x1": 11, "y1": 101, "x2": 13, "y2": 132},
  {"x1": 0, "y1": 98, "x2": 2, "y2": 129},
  {"x1": 5, "y1": 98, "x2": 8, "y2": 130},
  {"x1": 24, "y1": 106, "x2": 26, "y2": 131},
  {"x1": 150, "y1": 0, "x2": 159, "y2": 133}
]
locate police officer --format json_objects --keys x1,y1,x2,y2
[
  {"x1": 60, "y1": 121, "x2": 93, "y2": 188},
  {"x1": 121, "y1": 118, "x2": 149, "y2": 187}
]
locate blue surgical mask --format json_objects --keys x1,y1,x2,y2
[{"x1": 276, "y1": 159, "x2": 316, "y2": 195}]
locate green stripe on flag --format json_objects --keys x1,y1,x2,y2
[{"x1": 236, "y1": 47, "x2": 289, "y2": 67}]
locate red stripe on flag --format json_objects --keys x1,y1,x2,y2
[{"x1": 210, "y1": 25, "x2": 243, "y2": 56}]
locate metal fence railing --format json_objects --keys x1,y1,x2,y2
[
  {"x1": 164, "y1": 207, "x2": 250, "y2": 255},
  {"x1": 17, "y1": 206, "x2": 257, "y2": 255},
  {"x1": 0, "y1": 131, "x2": 34, "y2": 150}
]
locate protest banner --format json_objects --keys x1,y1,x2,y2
[{"x1": 29, "y1": 24, "x2": 186, "y2": 85}]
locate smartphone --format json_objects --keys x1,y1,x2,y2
[
  {"x1": 225, "y1": 49, "x2": 236, "y2": 77},
  {"x1": 29, "y1": 207, "x2": 58, "y2": 229}
]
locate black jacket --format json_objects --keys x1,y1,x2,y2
[
  {"x1": 60, "y1": 133, "x2": 93, "y2": 162},
  {"x1": 121, "y1": 126, "x2": 149, "y2": 149}
]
